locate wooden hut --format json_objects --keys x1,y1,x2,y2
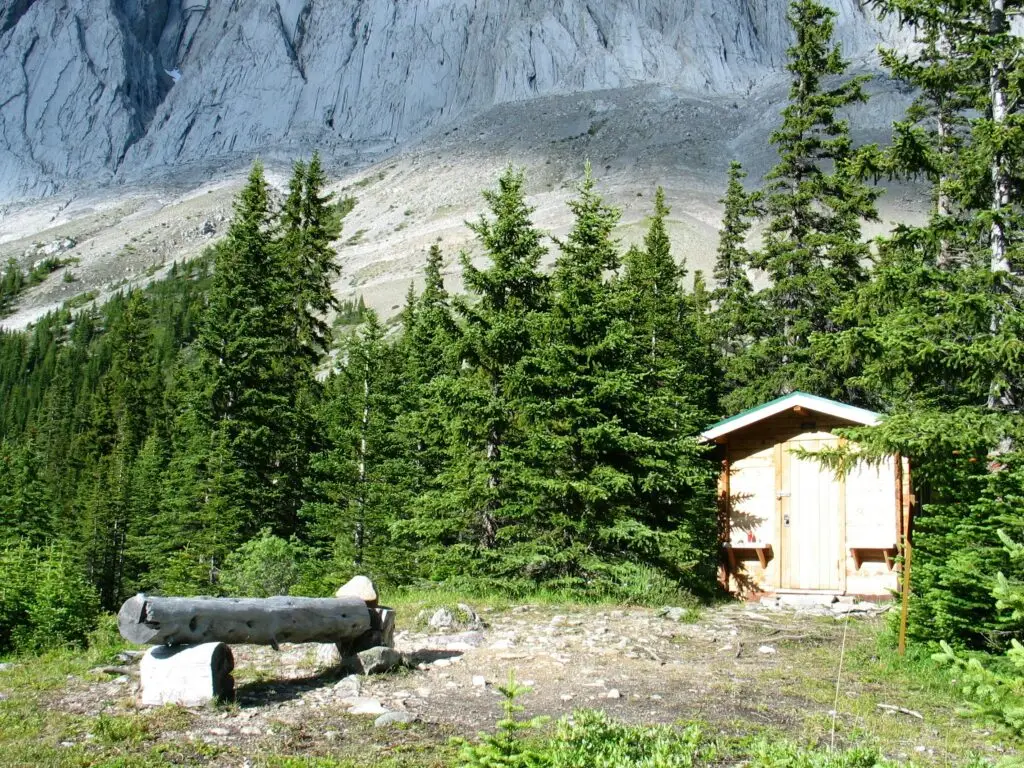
[{"x1": 702, "y1": 392, "x2": 910, "y2": 597}]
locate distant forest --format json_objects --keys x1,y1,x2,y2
[{"x1": 1, "y1": 0, "x2": 1022, "y2": 680}]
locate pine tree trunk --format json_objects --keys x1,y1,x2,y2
[
  {"x1": 987, "y1": 0, "x2": 1012, "y2": 410},
  {"x1": 356, "y1": 371, "x2": 369, "y2": 565},
  {"x1": 482, "y1": 381, "x2": 500, "y2": 548},
  {"x1": 989, "y1": 0, "x2": 1010, "y2": 278}
]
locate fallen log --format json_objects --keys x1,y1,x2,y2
[{"x1": 118, "y1": 594, "x2": 371, "y2": 646}]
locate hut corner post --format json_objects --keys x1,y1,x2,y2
[{"x1": 896, "y1": 454, "x2": 913, "y2": 655}]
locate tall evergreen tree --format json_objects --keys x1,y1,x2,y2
[
  {"x1": 711, "y1": 161, "x2": 757, "y2": 377},
  {"x1": 729, "y1": 0, "x2": 880, "y2": 410},
  {"x1": 304, "y1": 312, "x2": 417, "y2": 583},
  {"x1": 402, "y1": 168, "x2": 548, "y2": 578},
  {"x1": 193, "y1": 162, "x2": 305, "y2": 538},
  {"x1": 814, "y1": 1, "x2": 1024, "y2": 647}
]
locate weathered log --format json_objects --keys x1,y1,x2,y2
[
  {"x1": 118, "y1": 594, "x2": 371, "y2": 646},
  {"x1": 140, "y1": 643, "x2": 234, "y2": 707}
]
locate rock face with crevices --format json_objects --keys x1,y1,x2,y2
[{"x1": 0, "y1": 0, "x2": 899, "y2": 202}]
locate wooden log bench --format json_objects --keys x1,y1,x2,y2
[{"x1": 118, "y1": 578, "x2": 395, "y2": 707}]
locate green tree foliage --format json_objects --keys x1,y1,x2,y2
[
  {"x1": 218, "y1": 528, "x2": 307, "y2": 597},
  {"x1": 935, "y1": 529, "x2": 1024, "y2": 736},
  {"x1": 304, "y1": 311, "x2": 418, "y2": 584},
  {"x1": 402, "y1": 167, "x2": 549, "y2": 581},
  {"x1": 711, "y1": 161, "x2": 757, "y2": 390},
  {"x1": 729, "y1": 0, "x2": 880, "y2": 410},
  {"x1": 813, "y1": 1, "x2": 1024, "y2": 648}
]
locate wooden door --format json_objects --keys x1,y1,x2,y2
[{"x1": 779, "y1": 438, "x2": 843, "y2": 591}]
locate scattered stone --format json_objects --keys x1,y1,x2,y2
[
  {"x1": 831, "y1": 602, "x2": 878, "y2": 615},
  {"x1": 336, "y1": 575, "x2": 379, "y2": 607},
  {"x1": 240, "y1": 726, "x2": 262, "y2": 736},
  {"x1": 139, "y1": 643, "x2": 234, "y2": 707},
  {"x1": 208, "y1": 727, "x2": 230, "y2": 737},
  {"x1": 422, "y1": 631, "x2": 485, "y2": 650},
  {"x1": 350, "y1": 646, "x2": 403, "y2": 675},
  {"x1": 0, "y1": 663, "x2": 13, "y2": 672},
  {"x1": 758, "y1": 645, "x2": 777, "y2": 655},
  {"x1": 348, "y1": 697, "x2": 388, "y2": 715},
  {"x1": 333, "y1": 675, "x2": 361, "y2": 697},
  {"x1": 324, "y1": 730, "x2": 341, "y2": 742},
  {"x1": 375, "y1": 711, "x2": 417, "y2": 727},
  {"x1": 560, "y1": 694, "x2": 574, "y2": 702},
  {"x1": 472, "y1": 675, "x2": 487, "y2": 688},
  {"x1": 778, "y1": 593, "x2": 837, "y2": 608},
  {"x1": 604, "y1": 688, "x2": 621, "y2": 699},
  {"x1": 315, "y1": 643, "x2": 342, "y2": 668},
  {"x1": 428, "y1": 608, "x2": 455, "y2": 629}
]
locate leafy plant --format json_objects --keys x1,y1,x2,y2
[
  {"x1": 219, "y1": 528, "x2": 307, "y2": 597},
  {"x1": 934, "y1": 530, "x2": 1024, "y2": 737},
  {"x1": 458, "y1": 672, "x2": 548, "y2": 768}
]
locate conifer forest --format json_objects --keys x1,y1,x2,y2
[{"x1": 1, "y1": 1, "x2": 1022, "y2": 721}]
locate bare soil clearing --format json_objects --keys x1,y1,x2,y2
[{"x1": 32, "y1": 601, "x2": 1012, "y2": 767}]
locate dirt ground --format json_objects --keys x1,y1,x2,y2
[{"x1": 39, "y1": 599, "x2": 1013, "y2": 766}]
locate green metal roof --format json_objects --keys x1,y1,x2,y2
[{"x1": 701, "y1": 391, "x2": 881, "y2": 442}]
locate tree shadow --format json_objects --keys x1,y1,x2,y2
[{"x1": 235, "y1": 666, "x2": 344, "y2": 707}]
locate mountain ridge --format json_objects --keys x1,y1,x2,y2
[{"x1": 0, "y1": 0, "x2": 900, "y2": 202}]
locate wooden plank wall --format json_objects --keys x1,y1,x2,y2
[{"x1": 723, "y1": 409, "x2": 899, "y2": 596}]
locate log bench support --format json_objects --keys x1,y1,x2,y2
[
  {"x1": 140, "y1": 642, "x2": 234, "y2": 707},
  {"x1": 120, "y1": 582, "x2": 396, "y2": 708}
]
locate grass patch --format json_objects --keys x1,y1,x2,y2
[
  {"x1": 350, "y1": 171, "x2": 387, "y2": 190},
  {"x1": 64, "y1": 290, "x2": 97, "y2": 310},
  {"x1": 344, "y1": 229, "x2": 367, "y2": 246}
]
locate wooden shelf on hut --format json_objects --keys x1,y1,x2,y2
[
  {"x1": 723, "y1": 542, "x2": 773, "y2": 569},
  {"x1": 849, "y1": 545, "x2": 898, "y2": 571}
]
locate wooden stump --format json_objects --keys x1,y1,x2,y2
[
  {"x1": 139, "y1": 643, "x2": 234, "y2": 707},
  {"x1": 118, "y1": 594, "x2": 371, "y2": 646}
]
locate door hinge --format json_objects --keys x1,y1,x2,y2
[{"x1": 776, "y1": 491, "x2": 791, "y2": 499}]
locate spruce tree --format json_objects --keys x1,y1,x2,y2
[
  {"x1": 403, "y1": 168, "x2": 548, "y2": 578},
  {"x1": 615, "y1": 188, "x2": 719, "y2": 594},
  {"x1": 304, "y1": 311, "x2": 417, "y2": 582},
  {"x1": 195, "y1": 162, "x2": 303, "y2": 537},
  {"x1": 619, "y1": 187, "x2": 714, "y2": 416},
  {"x1": 814, "y1": 1, "x2": 1024, "y2": 647},
  {"x1": 711, "y1": 161, "x2": 757, "y2": 378},
  {"x1": 729, "y1": 0, "x2": 880, "y2": 410}
]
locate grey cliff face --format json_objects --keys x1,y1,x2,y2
[{"x1": 0, "y1": 0, "x2": 895, "y2": 202}]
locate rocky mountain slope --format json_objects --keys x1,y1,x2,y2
[
  {"x1": 0, "y1": 0, "x2": 899, "y2": 201},
  {"x1": 0, "y1": 1, "x2": 917, "y2": 332}
]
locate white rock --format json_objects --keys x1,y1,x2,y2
[
  {"x1": 315, "y1": 643, "x2": 342, "y2": 668},
  {"x1": 472, "y1": 675, "x2": 486, "y2": 687},
  {"x1": 336, "y1": 575, "x2": 379, "y2": 606},
  {"x1": 139, "y1": 643, "x2": 234, "y2": 708},
  {"x1": 347, "y1": 697, "x2": 388, "y2": 715},
  {"x1": 428, "y1": 608, "x2": 455, "y2": 629},
  {"x1": 375, "y1": 711, "x2": 417, "y2": 727},
  {"x1": 333, "y1": 675, "x2": 361, "y2": 697},
  {"x1": 758, "y1": 645, "x2": 777, "y2": 655},
  {"x1": 605, "y1": 688, "x2": 621, "y2": 699}
]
